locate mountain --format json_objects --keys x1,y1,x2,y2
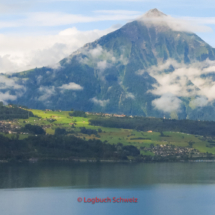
[{"x1": 2, "y1": 8, "x2": 215, "y2": 120}]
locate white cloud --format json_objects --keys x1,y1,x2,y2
[
  {"x1": 0, "y1": 91, "x2": 17, "y2": 104},
  {"x1": 0, "y1": 75, "x2": 25, "y2": 103},
  {"x1": 138, "y1": 14, "x2": 212, "y2": 33},
  {"x1": 182, "y1": 16, "x2": 215, "y2": 25},
  {"x1": 0, "y1": 26, "x2": 120, "y2": 73},
  {"x1": 77, "y1": 45, "x2": 127, "y2": 73},
  {"x1": 137, "y1": 59, "x2": 215, "y2": 111},
  {"x1": 37, "y1": 82, "x2": 83, "y2": 102},
  {"x1": 190, "y1": 96, "x2": 209, "y2": 108},
  {"x1": 0, "y1": 11, "x2": 140, "y2": 29},
  {"x1": 58, "y1": 82, "x2": 83, "y2": 90},
  {"x1": 0, "y1": 75, "x2": 24, "y2": 89},
  {"x1": 126, "y1": 92, "x2": 135, "y2": 99},
  {"x1": 89, "y1": 45, "x2": 103, "y2": 58},
  {"x1": 38, "y1": 86, "x2": 55, "y2": 101},
  {"x1": 97, "y1": 60, "x2": 109, "y2": 70},
  {"x1": 152, "y1": 93, "x2": 182, "y2": 113},
  {"x1": 91, "y1": 97, "x2": 109, "y2": 107},
  {"x1": 94, "y1": 10, "x2": 141, "y2": 15},
  {"x1": 0, "y1": 55, "x2": 23, "y2": 74},
  {"x1": 145, "y1": 59, "x2": 215, "y2": 98}
]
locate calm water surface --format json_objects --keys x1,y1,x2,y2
[{"x1": 1, "y1": 162, "x2": 215, "y2": 215}]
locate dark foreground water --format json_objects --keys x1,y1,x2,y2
[{"x1": 1, "y1": 162, "x2": 215, "y2": 215}]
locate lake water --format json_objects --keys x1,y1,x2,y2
[{"x1": 1, "y1": 162, "x2": 215, "y2": 215}]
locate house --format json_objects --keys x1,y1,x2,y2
[
  {"x1": 147, "y1": 130, "x2": 153, "y2": 133},
  {"x1": 113, "y1": 114, "x2": 126, "y2": 117}
]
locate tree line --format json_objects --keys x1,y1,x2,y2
[
  {"x1": 0, "y1": 103, "x2": 34, "y2": 120},
  {"x1": 0, "y1": 134, "x2": 140, "y2": 161},
  {"x1": 89, "y1": 116, "x2": 215, "y2": 136}
]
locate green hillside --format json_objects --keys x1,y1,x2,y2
[{"x1": 1, "y1": 108, "x2": 215, "y2": 162}]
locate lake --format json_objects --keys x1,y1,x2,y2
[{"x1": 1, "y1": 162, "x2": 215, "y2": 215}]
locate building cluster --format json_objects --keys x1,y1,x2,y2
[
  {"x1": 0, "y1": 121, "x2": 22, "y2": 134},
  {"x1": 0, "y1": 121, "x2": 12, "y2": 133},
  {"x1": 142, "y1": 144, "x2": 201, "y2": 158},
  {"x1": 86, "y1": 112, "x2": 131, "y2": 118}
]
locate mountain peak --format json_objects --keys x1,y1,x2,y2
[{"x1": 143, "y1": 8, "x2": 167, "y2": 18}]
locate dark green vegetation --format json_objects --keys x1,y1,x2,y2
[
  {"x1": 0, "y1": 103, "x2": 34, "y2": 120},
  {"x1": 55, "y1": 128, "x2": 67, "y2": 135},
  {"x1": 69, "y1": 110, "x2": 87, "y2": 117},
  {"x1": 2, "y1": 10, "x2": 215, "y2": 120},
  {"x1": 0, "y1": 134, "x2": 140, "y2": 161},
  {"x1": 89, "y1": 117, "x2": 215, "y2": 137},
  {"x1": 80, "y1": 127, "x2": 98, "y2": 136},
  {"x1": 23, "y1": 124, "x2": 46, "y2": 135}
]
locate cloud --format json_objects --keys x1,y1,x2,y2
[
  {"x1": 138, "y1": 14, "x2": 212, "y2": 33},
  {"x1": 0, "y1": 75, "x2": 24, "y2": 90},
  {"x1": 38, "y1": 86, "x2": 55, "y2": 101},
  {"x1": 0, "y1": 55, "x2": 23, "y2": 74},
  {"x1": 182, "y1": 16, "x2": 215, "y2": 25},
  {"x1": 58, "y1": 82, "x2": 83, "y2": 90},
  {"x1": 91, "y1": 97, "x2": 109, "y2": 107},
  {"x1": 77, "y1": 44, "x2": 128, "y2": 73},
  {"x1": 145, "y1": 59, "x2": 215, "y2": 99},
  {"x1": 97, "y1": 60, "x2": 109, "y2": 70},
  {"x1": 37, "y1": 82, "x2": 83, "y2": 102},
  {"x1": 94, "y1": 10, "x2": 141, "y2": 15},
  {"x1": 190, "y1": 96, "x2": 209, "y2": 108},
  {"x1": 76, "y1": 45, "x2": 122, "y2": 80},
  {"x1": 0, "y1": 11, "x2": 140, "y2": 29},
  {"x1": 86, "y1": 45, "x2": 116, "y2": 62},
  {"x1": 85, "y1": 45, "x2": 128, "y2": 80},
  {"x1": 0, "y1": 91, "x2": 17, "y2": 104},
  {"x1": 152, "y1": 93, "x2": 182, "y2": 113},
  {"x1": 0, "y1": 75, "x2": 25, "y2": 103},
  {"x1": 126, "y1": 92, "x2": 135, "y2": 99},
  {"x1": 137, "y1": 59, "x2": 215, "y2": 111},
  {"x1": 0, "y1": 26, "x2": 120, "y2": 73}
]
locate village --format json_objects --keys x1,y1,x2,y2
[
  {"x1": 0, "y1": 120, "x2": 21, "y2": 134},
  {"x1": 141, "y1": 144, "x2": 205, "y2": 159}
]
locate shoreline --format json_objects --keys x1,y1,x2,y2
[{"x1": 2, "y1": 158, "x2": 215, "y2": 164}]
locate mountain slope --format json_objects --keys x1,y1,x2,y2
[{"x1": 2, "y1": 9, "x2": 215, "y2": 120}]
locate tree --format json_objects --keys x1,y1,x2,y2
[
  {"x1": 188, "y1": 141, "x2": 194, "y2": 148},
  {"x1": 150, "y1": 143, "x2": 154, "y2": 149},
  {"x1": 24, "y1": 124, "x2": 46, "y2": 135},
  {"x1": 55, "y1": 128, "x2": 67, "y2": 135},
  {"x1": 69, "y1": 110, "x2": 86, "y2": 117},
  {"x1": 160, "y1": 131, "x2": 164, "y2": 137}
]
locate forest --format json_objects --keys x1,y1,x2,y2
[
  {"x1": 0, "y1": 103, "x2": 34, "y2": 120},
  {"x1": 89, "y1": 117, "x2": 215, "y2": 136},
  {"x1": 0, "y1": 134, "x2": 141, "y2": 161}
]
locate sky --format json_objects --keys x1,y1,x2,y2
[{"x1": 1, "y1": 0, "x2": 215, "y2": 73}]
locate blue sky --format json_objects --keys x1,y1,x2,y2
[{"x1": 0, "y1": 0, "x2": 215, "y2": 73}]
